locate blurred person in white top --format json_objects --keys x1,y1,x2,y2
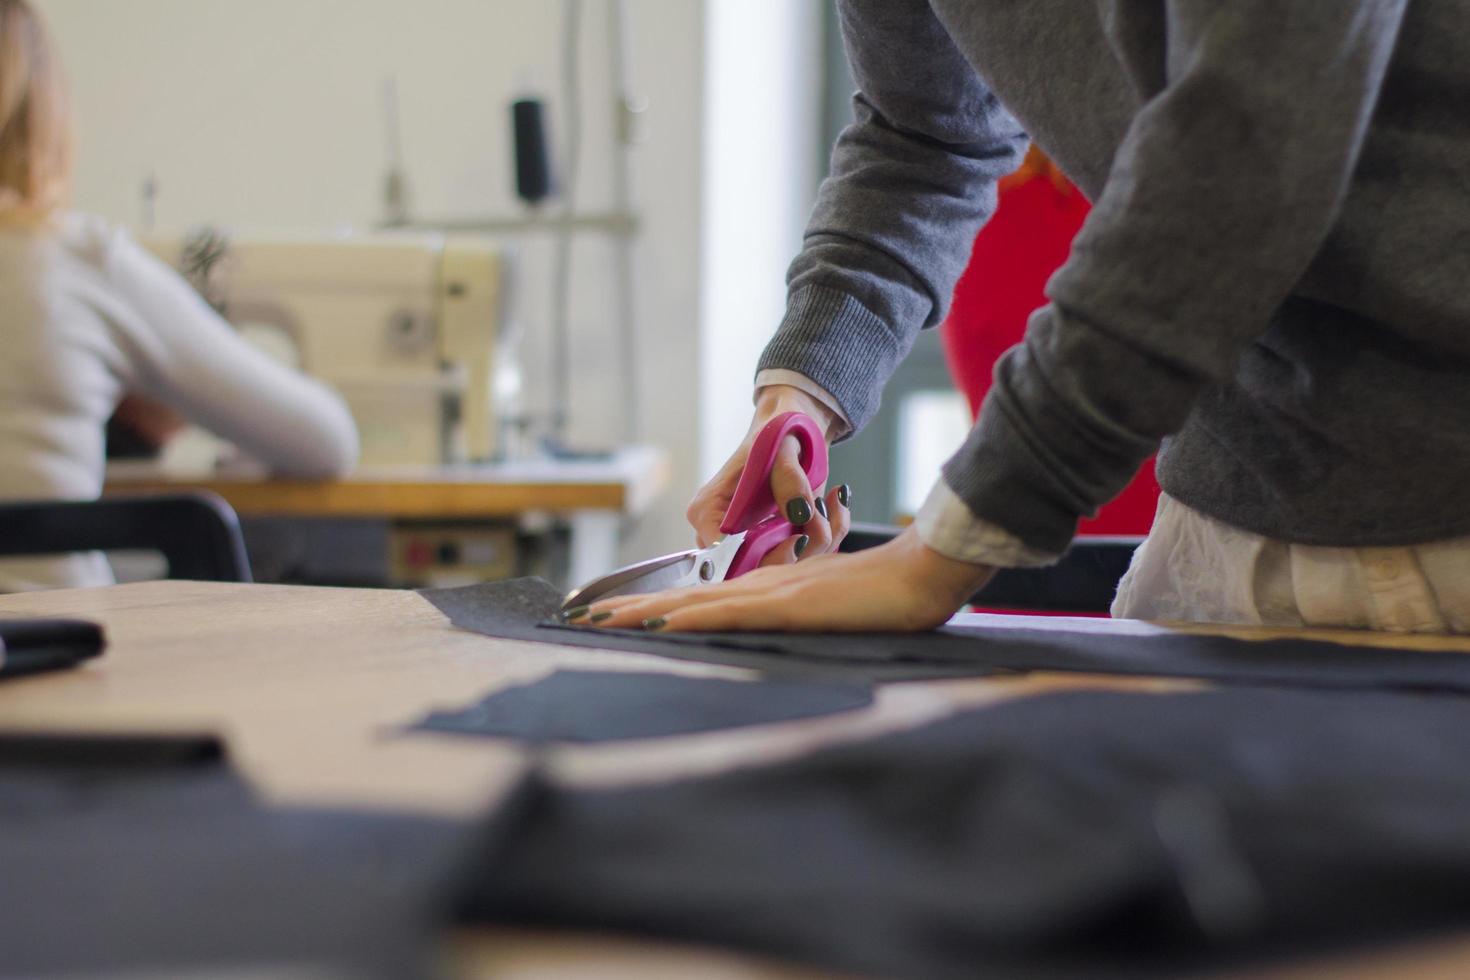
[{"x1": 0, "y1": 0, "x2": 358, "y2": 591}]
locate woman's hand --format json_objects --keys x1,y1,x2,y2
[
  {"x1": 108, "y1": 394, "x2": 186, "y2": 450},
  {"x1": 687, "y1": 384, "x2": 850, "y2": 565},
  {"x1": 575, "y1": 526, "x2": 996, "y2": 633}
]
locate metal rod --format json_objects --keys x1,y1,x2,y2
[
  {"x1": 549, "y1": 0, "x2": 584, "y2": 443},
  {"x1": 609, "y1": 0, "x2": 640, "y2": 443},
  {"x1": 379, "y1": 210, "x2": 638, "y2": 236}
]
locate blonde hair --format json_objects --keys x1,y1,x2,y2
[{"x1": 0, "y1": 0, "x2": 72, "y2": 224}]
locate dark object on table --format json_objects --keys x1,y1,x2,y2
[
  {"x1": 0, "y1": 731, "x2": 462, "y2": 979},
  {"x1": 414, "y1": 669, "x2": 873, "y2": 743},
  {"x1": 0, "y1": 493, "x2": 252, "y2": 582},
  {"x1": 422, "y1": 577, "x2": 1470, "y2": 694},
  {"x1": 0, "y1": 617, "x2": 104, "y2": 679},
  {"x1": 458, "y1": 687, "x2": 1470, "y2": 979}
]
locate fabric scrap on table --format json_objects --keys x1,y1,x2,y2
[
  {"x1": 0, "y1": 731, "x2": 465, "y2": 980},
  {"x1": 423, "y1": 577, "x2": 1470, "y2": 692},
  {"x1": 456, "y1": 686, "x2": 1470, "y2": 979},
  {"x1": 413, "y1": 669, "x2": 874, "y2": 743}
]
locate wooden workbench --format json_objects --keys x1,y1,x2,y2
[
  {"x1": 104, "y1": 448, "x2": 669, "y2": 519},
  {"x1": 2, "y1": 581, "x2": 1468, "y2": 979},
  {"x1": 104, "y1": 447, "x2": 670, "y2": 586}
]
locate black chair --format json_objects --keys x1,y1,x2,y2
[
  {"x1": 0, "y1": 493, "x2": 253, "y2": 583},
  {"x1": 840, "y1": 522, "x2": 1140, "y2": 614}
]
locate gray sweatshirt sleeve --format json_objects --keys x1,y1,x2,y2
[
  {"x1": 947, "y1": 1, "x2": 1409, "y2": 554},
  {"x1": 754, "y1": 0, "x2": 1027, "y2": 433}
]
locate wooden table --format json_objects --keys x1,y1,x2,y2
[
  {"x1": 105, "y1": 447, "x2": 670, "y2": 586},
  {"x1": 2, "y1": 581, "x2": 1468, "y2": 979}
]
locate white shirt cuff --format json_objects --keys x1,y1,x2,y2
[
  {"x1": 914, "y1": 480, "x2": 1059, "y2": 568},
  {"x1": 754, "y1": 369, "x2": 853, "y2": 440}
]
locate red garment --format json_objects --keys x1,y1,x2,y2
[{"x1": 940, "y1": 171, "x2": 1160, "y2": 537}]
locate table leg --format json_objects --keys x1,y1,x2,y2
[{"x1": 566, "y1": 511, "x2": 622, "y2": 589}]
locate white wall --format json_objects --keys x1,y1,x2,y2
[
  {"x1": 38, "y1": 0, "x2": 706, "y2": 563},
  {"x1": 38, "y1": 0, "x2": 821, "y2": 568},
  {"x1": 699, "y1": 0, "x2": 823, "y2": 480}
]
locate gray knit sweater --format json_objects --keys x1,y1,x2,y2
[{"x1": 757, "y1": 0, "x2": 1469, "y2": 555}]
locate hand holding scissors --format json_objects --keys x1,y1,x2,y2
[
  {"x1": 561, "y1": 411, "x2": 846, "y2": 613},
  {"x1": 563, "y1": 396, "x2": 996, "y2": 634}
]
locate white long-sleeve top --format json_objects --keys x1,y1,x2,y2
[{"x1": 0, "y1": 213, "x2": 359, "y2": 590}]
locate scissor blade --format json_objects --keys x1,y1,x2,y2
[
  {"x1": 561, "y1": 550, "x2": 699, "y2": 610},
  {"x1": 560, "y1": 531, "x2": 748, "y2": 612}
]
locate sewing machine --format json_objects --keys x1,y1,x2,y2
[{"x1": 142, "y1": 232, "x2": 507, "y2": 467}]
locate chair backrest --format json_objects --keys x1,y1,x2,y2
[
  {"x1": 840, "y1": 523, "x2": 1139, "y2": 614},
  {"x1": 0, "y1": 493, "x2": 252, "y2": 583}
]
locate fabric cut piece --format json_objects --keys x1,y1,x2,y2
[
  {"x1": 422, "y1": 577, "x2": 1014, "y2": 682},
  {"x1": 414, "y1": 669, "x2": 873, "y2": 743},
  {"x1": 0, "y1": 731, "x2": 465, "y2": 979},
  {"x1": 423, "y1": 577, "x2": 1470, "y2": 693},
  {"x1": 457, "y1": 687, "x2": 1470, "y2": 980}
]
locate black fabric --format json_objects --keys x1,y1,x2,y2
[
  {"x1": 0, "y1": 732, "x2": 465, "y2": 979},
  {"x1": 424, "y1": 577, "x2": 1470, "y2": 692},
  {"x1": 0, "y1": 617, "x2": 104, "y2": 678},
  {"x1": 423, "y1": 578, "x2": 1016, "y2": 682},
  {"x1": 414, "y1": 669, "x2": 874, "y2": 743},
  {"x1": 456, "y1": 687, "x2": 1470, "y2": 979}
]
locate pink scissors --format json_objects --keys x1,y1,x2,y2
[{"x1": 560, "y1": 412, "x2": 829, "y2": 612}]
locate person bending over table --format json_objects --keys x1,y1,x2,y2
[
  {"x1": 584, "y1": 1, "x2": 1470, "y2": 635},
  {"x1": 0, "y1": 0, "x2": 359, "y2": 591}
]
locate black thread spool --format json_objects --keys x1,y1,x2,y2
[{"x1": 511, "y1": 98, "x2": 554, "y2": 205}]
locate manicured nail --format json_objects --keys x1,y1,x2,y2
[
  {"x1": 590, "y1": 611, "x2": 614, "y2": 623},
  {"x1": 794, "y1": 535, "x2": 810, "y2": 558},
  {"x1": 838, "y1": 484, "x2": 852, "y2": 508},
  {"x1": 562, "y1": 604, "x2": 590, "y2": 621},
  {"x1": 814, "y1": 497, "x2": 828, "y2": 519},
  {"x1": 786, "y1": 497, "x2": 813, "y2": 525},
  {"x1": 642, "y1": 617, "x2": 667, "y2": 631}
]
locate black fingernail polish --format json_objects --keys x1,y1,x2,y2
[
  {"x1": 794, "y1": 535, "x2": 810, "y2": 558},
  {"x1": 786, "y1": 497, "x2": 813, "y2": 525},
  {"x1": 642, "y1": 617, "x2": 667, "y2": 631},
  {"x1": 814, "y1": 497, "x2": 828, "y2": 519},
  {"x1": 590, "y1": 611, "x2": 613, "y2": 623},
  {"x1": 838, "y1": 484, "x2": 852, "y2": 507},
  {"x1": 562, "y1": 604, "x2": 589, "y2": 621}
]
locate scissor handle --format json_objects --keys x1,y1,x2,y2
[{"x1": 719, "y1": 412, "x2": 829, "y2": 579}]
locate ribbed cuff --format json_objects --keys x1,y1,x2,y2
[
  {"x1": 755, "y1": 284, "x2": 906, "y2": 437},
  {"x1": 940, "y1": 387, "x2": 1085, "y2": 556},
  {"x1": 753, "y1": 369, "x2": 854, "y2": 440}
]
